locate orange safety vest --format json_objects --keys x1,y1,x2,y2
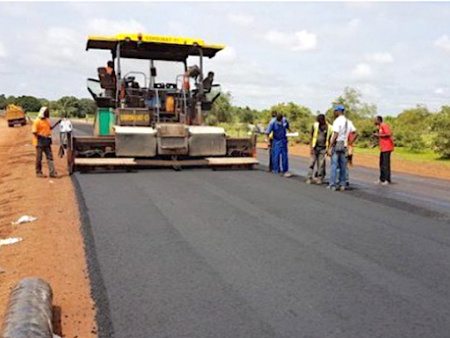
[{"x1": 32, "y1": 118, "x2": 51, "y2": 147}]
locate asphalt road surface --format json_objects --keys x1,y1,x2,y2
[{"x1": 72, "y1": 123, "x2": 450, "y2": 337}]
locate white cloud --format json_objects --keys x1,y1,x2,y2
[
  {"x1": 351, "y1": 63, "x2": 373, "y2": 79},
  {"x1": 215, "y1": 46, "x2": 237, "y2": 64},
  {"x1": 345, "y1": 2, "x2": 376, "y2": 10},
  {"x1": 366, "y1": 52, "x2": 394, "y2": 63},
  {"x1": 0, "y1": 40, "x2": 7, "y2": 58},
  {"x1": 359, "y1": 83, "x2": 381, "y2": 99},
  {"x1": 434, "y1": 88, "x2": 445, "y2": 94},
  {"x1": 167, "y1": 21, "x2": 187, "y2": 36},
  {"x1": 0, "y1": 3, "x2": 33, "y2": 18},
  {"x1": 435, "y1": 35, "x2": 450, "y2": 51},
  {"x1": 88, "y1": 19, "x2": 146, "y2": 35},
  {"x1": 24, "y1": 26, "x2": 93, "y2": 71},
  {"x1": 348, "y1": 18, "x2": 361, "y2": 29},
  {"x1": 264, "y1": 29, "x2": 317, "y2": 52},
  {"x1": 37, "y1": 27, "x2": 81, "y2": 65},
  {"x1": 228, "y1": 13, "x2": 254, "y2": 27}
]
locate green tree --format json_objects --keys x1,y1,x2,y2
[
  {"x1": 15, "y1": 95, "x2": 42, "y2": 112},
  {"x1": 392, "y1": 105, "x2": 430, "y2": 151},
  {"x1": 39, "y1": 98, "x2": 50, "y2": 108},
  {"x1": 268, "y1": 102, "x2": 314, "y2": 143},
  {"x1": 79, "y1": 98, "x2": 97, "y2": 117},
  {"x1": 6, "y1": 96, "x2": 17, "y2": 106},
  {"x1": 0, "y1": 94, "x2": 6, "y2": 110},
  {"x1": 208, "y1": 92, "x2": 233, "y2": 124},
  {"x1": 328, "y1": 87, "x2": 377, "y2": 121},
  {"x1": 56, "y1": 96, "x2": 80, "y2": 117},
  {"x1": 232, "y1": 106, "x2": 260, "y2": 124},
  {"x1": 430, "y1": 106, "x2": 450, "y2": 158}
]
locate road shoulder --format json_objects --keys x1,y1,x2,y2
[{"x1": 0, "y1": 117, "x2": 97, "y2": 337}]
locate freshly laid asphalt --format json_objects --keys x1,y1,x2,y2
[
  {"x1": 75, "y1": 167, "x2": 450, "y2": 338},
  {"x1": 71, "y1": 122, "x2": 450, "y2": 337}
]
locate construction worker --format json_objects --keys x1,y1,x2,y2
[
  {"x1": 58, "y1": 115, "x2": 73, "y2": 158},
  {"x1": 267, "y1": 111, "x2": 277, "y2": 172},
  {"x1": 32, "y1": 107, "x2": 61, "y2": 178},
  {"x1": 266, "y1": 113, "x2": 292, "y2": 177},
  {"x1": 106, "y1": 61, "x2": 115, "y2": 77},
  {"x1": 306, "y1": 114, "x2": 332, "y2": 184},
  {"x1": 327, "y1": 105, "x2": 356, "y2": 191},
  {"x1": 105, "y1": 61, "x2": 116, "y2": 98},
  {"x1": 202, "y1": 71, "x2": 214, "y2": 92},
  {"x1": 374, "y1": 115, "x2": 394, "y2": 185}
]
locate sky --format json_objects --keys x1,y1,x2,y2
[{"x1": 0, "y1": 1, "x2": 449, "y2": 115}]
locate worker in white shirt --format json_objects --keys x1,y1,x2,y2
[
  {"x1": 327, "y1": 105, "x2": 356, "y2": 191},
  {"x1": 58, "y1": 116, "x2": 73, "y2": 157}
]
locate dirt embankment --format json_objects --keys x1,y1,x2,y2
[
  {"x1": 258, "y1": 143, "x2": 450, "y2": 181},
  {"x1": 0, "y1": 118, "x2": 97, "y2": 337}
]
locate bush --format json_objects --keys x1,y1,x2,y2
[
  {"x1": 393, "y1": 130, "x2": 426, "y2": 152},
  {"x1": 430, "y1": 106, "x2": 450, "y2": 158}
]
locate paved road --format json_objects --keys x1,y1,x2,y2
[
  {"x1": 73, "y1": 121, "x2": 450, "y2": 221},
  {"x1": 257, "y1": 150, "x2": 450, "y2": 221},
  {"x1": 72, "y1": 123, "x2": 450, "y2": 337}
]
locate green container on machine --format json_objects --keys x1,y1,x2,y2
[{"x1": 97, "y1": 108, "x2": 115, "y2": 136}]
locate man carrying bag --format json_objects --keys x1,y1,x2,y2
[{"x1": 327, "y1": 105, "x2": 355, "y2": 191}]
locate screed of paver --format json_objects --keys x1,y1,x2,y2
[{"x1": 0, "y1": 117, "x2": 97, "y2": 337}]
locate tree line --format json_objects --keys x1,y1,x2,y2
[
  {"x1": 0, "y1": 95, "x2": 96, "y2": 118},
  {"x1": 1, "y1": 89, "x2": 449, "y2": 158},
  {"x1": 207, "y1": 87, "x2": 450, "y2": 159}
]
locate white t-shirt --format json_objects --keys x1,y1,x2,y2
[
  {"x1": 332, "y1": 115, "x2": 356, "y2": 146},
  {"x1": 60, "y1": 119, "x2": 73, "y2": 133}
]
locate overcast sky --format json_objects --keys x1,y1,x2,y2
[{"x1": 0, "y1": 1, "x2": 449, "y2": 115}]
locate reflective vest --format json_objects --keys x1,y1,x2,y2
[{"x1": 312, "y1": 122, "x2": 332, "y2": 148}]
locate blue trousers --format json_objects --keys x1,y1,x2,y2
[
  {"x1": 272, "y1": 141, "x2": 289, "y2": 173},
  {"x1": 329, "y1": 149, "x2": 347, "y2": 187}
]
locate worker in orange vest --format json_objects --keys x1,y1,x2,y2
[{"x1": 32, "y1": 107, "x2": 61, "y2": 178}]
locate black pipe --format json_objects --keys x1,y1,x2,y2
[{"x1": 1, "y1": 278, "x2": 53, "y2": 338}]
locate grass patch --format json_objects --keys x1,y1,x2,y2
[
  {"x1": 26, "y1": 112, "x2": 39, "y2": 118},
  {"x1": 355, "y1": 146, "x2": 450, "y2": 165},
  {"x1": 218, "y1": 123, "x2": 249, "y2": 137}
]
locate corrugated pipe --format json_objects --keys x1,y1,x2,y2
[{"x1": 1, "y1": 278, "x2": 53, "y2": 338}]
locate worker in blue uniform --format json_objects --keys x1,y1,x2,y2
[{"x1": 266, "y1": 113, "x2": 292, "y2": 177}]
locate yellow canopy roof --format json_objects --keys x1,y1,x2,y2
[{"x1": 87, "y1": 33, "x2": 225, "y2": 61}]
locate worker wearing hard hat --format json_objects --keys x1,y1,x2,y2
[
  {"x1": 327, "y1": 105, "x2": 356, "y2": 191},
  {"x1": 266, "y1": 112, "x2": 292, "y2": 177},
  {"x1": 32, "y1": 107, "x2": 61, "y2": 178}
]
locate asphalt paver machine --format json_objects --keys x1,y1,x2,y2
[{"x1": 68, "y1": 33, "x2": 258, "y2": 173}]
